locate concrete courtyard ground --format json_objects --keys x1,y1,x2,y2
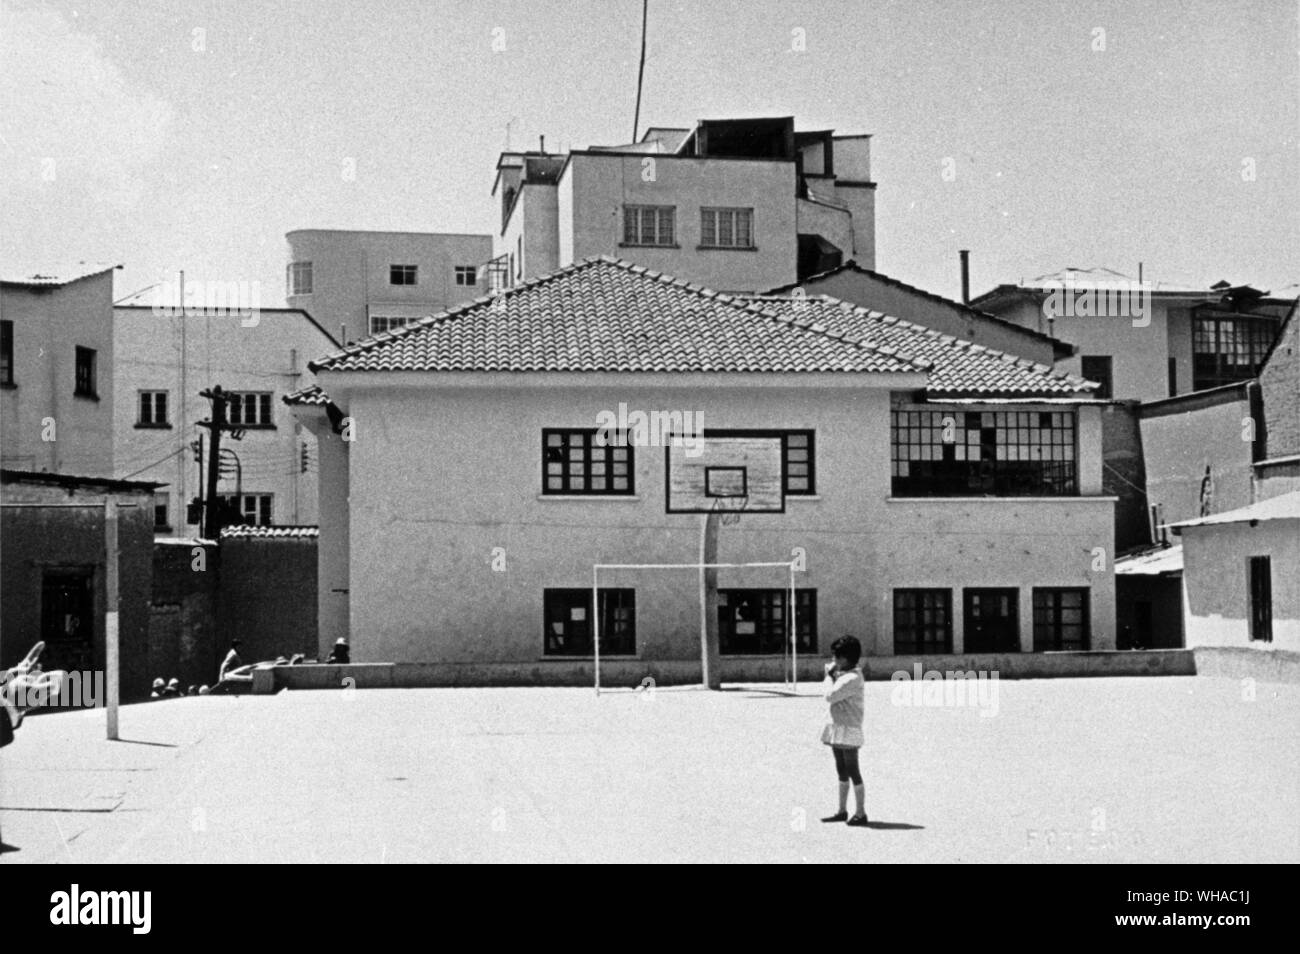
[{"x1": 2, "y1": 676, "x2": 1297, "y2": 863}]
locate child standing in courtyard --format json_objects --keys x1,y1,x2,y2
[{"x1": 821, "y1": 635, "x2": 867, "y2": 826}]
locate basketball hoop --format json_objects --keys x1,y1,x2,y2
[{"x1": 712, "y1": 496, "x2": 748, "y2": 526}]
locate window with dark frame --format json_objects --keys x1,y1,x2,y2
[
  {"x1": 1032, "y1": 588, "x2": 1090, "y2": 651},
  {"x1": 218, "y1": 493, "x2": 273, "y2": 526},
  {"x1": 891, "y1": 409, "x2": 1076, "y2": 497},
  {"x1": 369, "y1": 315, "x2": 416, "y2": 335},
  {"x1": 227, "y1": 391, "x2": 274, "y2": 427},
  {"x1": 74, "y1": 346, "x2": 97, "y2": 397},
  {"x1": 784, "y1": 431, "x2": 814, "y2": 495},
  {"x1": 622, "y1": 205, "x2": 675, "y2": 246},
  {"x1": 1248, "y1": 556, "x2": 1273, "y2": 642},
  {"x1": 893, "y1": 589, "x2": 953, "y2": 654},
  {"x1": 1167, "y1": 357, "x2": 1177, "y2": 396},
  {"x1": 718, "y1": 589, "x2": 816, "y2": 655},
  {"x1": 153, "y1": 493, "x2": 170, "y2": 530},
  {"x1": 1192, "y1": 314, "x2": 1279, "y2": 390},
  {"x1": 543, "y1": 588, "x2": 636, "y2": 656},
  {"x1": 137, "y1": 390, "x2": 169, "y2": 426},
  {"x1": 700, "y1": 207, "x2": 754, "y2": 248},
  {"x1": 542, "y1": 429, "x2": 633, "y2": 495},
  {"x1": 1080, "y1": 355, "x2": 1113, "y2": 400},
  {"x1": 389, "y1": 264, "x2": 418, "y2": 286},
  {"x1": 1, "y1": 319, "x2": 13, "y2": 385},
  {"x1": 454, "y1": 266, "x2": 477, "y2": 286}
]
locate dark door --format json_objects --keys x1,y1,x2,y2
[
  {"x1": 964, "y1": 588, "x2": 1019, "y2": 653},
  {"x1": 41, "y1": 568, "x2": 95, "y2": 673}
]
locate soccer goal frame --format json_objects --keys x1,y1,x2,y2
[{"x1": 591, "y1": 560, "x2": 799, "y2": 695}]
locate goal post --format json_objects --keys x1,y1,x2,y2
[{"x1": 591, "y1": 558, "x2": 798, "y2": 695}]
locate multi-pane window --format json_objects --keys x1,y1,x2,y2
[
  {"x1": 622, "y1": 205, "x2": 675, "y2": 246},
  {"x1": 783, "y1": 432, "x2": 814, "y2": 495},
  {"x1": 1, "y1": 319, "x2": 13, "y2": 385},
  {"x1": 700, "y1": 208, "x2": 754, "y2": 248},
  {"x1": 137, "y1": 390, "x2": 169, "y2": 426},
  {"x1": 153, "y1": 493, "x2": 170, "y2": 530},
  {"x1": 454, "y1": 266, "x2": 477, "y2": 286},
  {"x1": 893, "y1": 589, "x2": 953, "y2": 654},
  {"x1": 219, "y1": 493, "x2": 273, "y2": 526},
  {"x1": 1032, "y1": 588, "x2": 1090, "y2": 651},
  {"x1": 390, "y1": 264, "x2": 418, "y2": 286},
  {"x1": 1248, "y1": 556, "x2": 1273, "y2": 642},
  {"x1": 891, "y1": 409, "x2": 1076, "y2": 497},
  {"x1": 718, "y1": 589, "x2": 817, "y2": 655},
  {"x1": 543, "y1": 588, "x2": 636, "y2": 656},
  {"x1": 286, "y1": 261, "x2": 312, "y2": 295},
  {"x1": 369, "y1": 315, "x2": 417, "y2": 335},
  {"x1": 542, "y1": 429, "x2": 633, "y2": 495},
  {"x1": 74, "y1": 346, "x2": 97, "y2": 397},
  {"x1": 227, "y1": 391, "x2": 273, "y2": 427},
  {"x1": 1192, "y1": 315, "x2": 1279, "y2": 390}
]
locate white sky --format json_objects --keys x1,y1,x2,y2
[{"x1": 1, "y1": 0, "x2": 1297, "y2": 305}]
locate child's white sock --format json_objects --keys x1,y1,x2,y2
[
  {"x1": 838, "y1": 781, "x2": 849, "y2": 813},
  {"x1": 853, "y1": 783, "x2": 865, "y2": 816}
]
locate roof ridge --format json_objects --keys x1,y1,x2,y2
[{"x1": 807, "y1": 293, "x2": 1092, "y2": 387}]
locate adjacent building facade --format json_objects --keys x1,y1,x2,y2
[
  {"x1": 972, "y1": 269, "x2": 1295, "y2": 403},
  {"x1": 491, "y1": 117, "x2": 876, "y2": 294},
  {"x1": 112, "y1": 305, "x2": 340, "y2": 535},
  {"x1": 1, "y1": 265, "x2": 119, "y2": 476},
  {"x1": 284, "y1": 229, "x2": 493, "y2": 343},
  {"x1": 291, "y1": 258, "x2": 1112, "y2": 678},
  {"x1": 1172, "y1": 493, "x2": 1299, "y2": 652}
]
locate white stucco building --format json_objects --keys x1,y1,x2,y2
[
  {"x1": 290, "y1": 257, "x2": 1113, "y2": 680},
  {"x1": 285, "y1": 230, "x2": 493, "y2": 344},
  {"x1": 1172, "y1": 492, "x2": 1300, "y2": 652},
  {"x1": 491, "y1": 117, "x2": 876, "y2": 294},
  {"x1": 1, "y1": 264, "x2": 120, "y2": 476},
  {"x1": 112, "y1": 304, "x2": 339, "y2": 534}
]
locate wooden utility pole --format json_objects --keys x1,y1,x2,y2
[{"x1": 197, "y1": 386, "x2": 230, "y2": 539}]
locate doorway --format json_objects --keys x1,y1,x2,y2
[
  {"x1": 40, "y1": 567, "x2": 96, "y2": 673},
  {"x1": 963, "y1": 588, "x2": 1020, "y2": 652}
]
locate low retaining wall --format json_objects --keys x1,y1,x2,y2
[
  {"x1": 1190, "y1": 647, "x2": 1300, "y2": 684},
  {"x1": 254, "y1": 648, "x2": 1256, "y2": 692}
]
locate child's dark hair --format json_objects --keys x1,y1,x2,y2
[{"x1": 830, "y1": 635, "x2": 862, "y2": 667}]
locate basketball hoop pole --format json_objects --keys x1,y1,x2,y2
[{"x1": 789, "y1": 560, "x2": 797, "y2": 694}]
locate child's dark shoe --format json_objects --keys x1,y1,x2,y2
[
  {"x1": 821, "y1": 811, "x2": 848, "y2": 823},
  {"x1": 846, "y1": 813, "x2": 869, "y2": 827}
]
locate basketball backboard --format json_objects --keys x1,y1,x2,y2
[{"x1": 665, "y1": 431, "x2": 785, "y2": 513}]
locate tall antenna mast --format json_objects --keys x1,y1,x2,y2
[{"x1": 632, "y1": 0, "x2": 649, "y2": 141}]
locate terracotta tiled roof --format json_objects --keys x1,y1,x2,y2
[
  {"x1": 283, "y1": 385, "x2": 331, "y2": 406},
  {"x1": 308, "y1": 257, "x2": 929, "y2": 376},
  {"x1": 219, "y1": 525, "x2": 319, "y2": 539},
  {"x1": 737, "y1": 296, "x2": 1096, "y2": 397},
  {"x1": 1, "y1": 262, "x2": 119, "y2": 287}
]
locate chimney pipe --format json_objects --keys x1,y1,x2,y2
[
  {"x1": 539, "y1": 135, "x2": 545, "y2": 153},
  {"x1": 959, "y1": 249, "x2": 970, "y2": 304}
]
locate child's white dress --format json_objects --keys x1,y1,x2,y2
[{"x1": 821, "y1": 666, "x2": 865, "y2": 748}]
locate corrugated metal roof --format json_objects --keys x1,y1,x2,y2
[
  {"x1": 1, "y1": 262, "x2": 119, "y2": 287},
  {"x1": 1114, "y1": 544, "x2": 1184, "y2": 576},
  {"x1": 1169, "y1": 491, "x2": 1300, "y2": 530}
]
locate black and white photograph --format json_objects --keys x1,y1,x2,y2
[{"x1": 0, "y1": 0, "x2": 1296, "y2": 903}]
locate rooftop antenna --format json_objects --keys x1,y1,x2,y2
[{"x1": 632, "y1": 0, "x2": 649, "y2": 141}]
